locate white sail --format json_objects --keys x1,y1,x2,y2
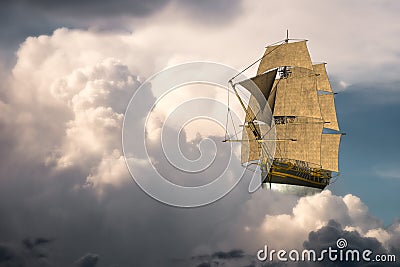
[
  {"x1": 321, "y1": 133, "x2": 341, "y2": 172},
  {"x1": 241, "y1": 96, "x2": 274, "y2": 164},
  {"x1": 238, "y1": 69, "x2": 277, "y2": 111},
  {"x1": 258, "y1": 41, "x2": 313, "y2": 75},
  {"x1": 275, "y1": 118, "x2": 323, "y2": 167},
  {"x1": 273, "y1": 68, "x2": 322, "y2": 119},
  {"x1": 318, "y1": 93, "x2": 339, "y2": 131},
  {"x1": 313, "y1": 63, "x2": 332, "y2": 92}
]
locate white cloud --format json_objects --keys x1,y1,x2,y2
[
  {"x1": 228, "y1": 190, "x2": 387, "y2": 252},
  {"x1": 365, "y1": 228, "x2": 391, "y2": 246},
  {"x1": 0, "y1": 2, "x2": 399, "y2": 264},
  {"x1": 7, "y1": 36, "x2": 140, "y2": 189},
  {"x1": 376, "y1": 168, "x2": 400, "y2": 179},
  {"x1": 47, "y1": 59, "x2": 138, "y2": 188}
]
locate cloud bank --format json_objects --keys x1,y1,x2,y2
[{"x1": 0, "y1": 2, "x2": 399, "y2": 265}]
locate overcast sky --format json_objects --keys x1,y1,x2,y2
[{"x1": 0, "y1": 1, "x2": 399, "y2": 266}]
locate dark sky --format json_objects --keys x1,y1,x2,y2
[{"x1": 0, "y1": 1, "x2": 399, "y2": 266}]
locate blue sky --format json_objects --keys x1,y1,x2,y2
[{"x1": 332, "y1": 84, "x2": 400, "y2": 224}]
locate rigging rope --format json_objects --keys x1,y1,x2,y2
[
  {"x1": 224, "y1": 83, "x2": 230, "y2": 140},
  {"x1": 229, "y1": 41, "x2": 283, "y2": 83}
]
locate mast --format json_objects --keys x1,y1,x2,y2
[{"x1": 285, "y1": 29, "x2": 289, "y2": 43}]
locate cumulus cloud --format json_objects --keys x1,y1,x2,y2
[
  {"x1": 174, "y1": 192, "x2": 400, "y2": 266},
  {"x1": 0, "y1": 3, "x2": 399, "y2": 266},
  {"x1": 303, "y1": 220, "x2": 398, "y2": 266},
  {"x1": 47, "y1": 58, "x2": 138, "y2": 189},
  {"x1": 8, "y1": 53, "x2": 140, "y2": 190},
  {"x1": 256, "y1": 190, "x2": 383, "y2": 250}
]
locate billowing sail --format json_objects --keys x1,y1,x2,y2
[
  {"x1": 258, "y1": 41, "x2": 313, "y2": 75},
  {"x1": 241, "y1": 120, "x2": 261, "y2": 163},
  {"x1": 321, "y1": 133, "x2": 341, "y2": 172},
  {"x1": 240, "y1": 96, "x2": 274, "y2": 164},
  {"x1": 239, "y1": 69, "x2": 277, "y2": 110},
  {"x1": 273, "y1": 68, "x2": 322, "y2": 119},
  {"x1": 313, "y1": 63, "x2": 332, "y2": 92},
  {"x1": 239, "y1": 69, "x2": 277, "y2": 164},
  {"x1": 318, "y1": 93, "x2": 339, "y2": 131},
  {"x1": 275, "y1": 118, "x2": 323, "y2": 167},
  {"x1": 241, "y1": 123, "x2": 274, "y2": 164},
  {"x1": 267, "y1": 86, "x2": 277, "y2": 114}
]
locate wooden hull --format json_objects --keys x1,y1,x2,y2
[{"x1": 262, "y1": 161, "x2": 330, "y2": 190}]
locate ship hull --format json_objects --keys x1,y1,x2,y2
[{"x1": 262, "y1": 161, "x2": 330, "y2": 190}]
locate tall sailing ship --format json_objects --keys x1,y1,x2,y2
[{"x1": 225, "y1": 33, "x2": 343, "y2": 190}]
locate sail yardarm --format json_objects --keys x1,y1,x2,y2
[
  {"x1": 318, "y1": 93, "x2": 339, "y2": 131},
  {"x1": 241, "y1": 123, "x2": 274, "y2": 164},
  {"x1": 257, "y1": 40, "x2": 313, "y2": 75},
  {"x1": 321, "y1": 133, "x2": 341, "y2": 172}
]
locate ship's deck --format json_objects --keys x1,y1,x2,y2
[{"x1": 263, "y1": 161, "x2": 330, "y2": 190}]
